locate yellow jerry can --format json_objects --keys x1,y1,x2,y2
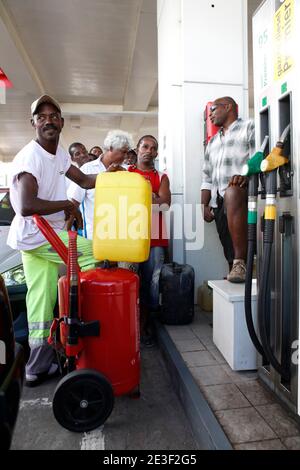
[{"x1": 93, "y1": 172, "x2": 152, "y2": 262}]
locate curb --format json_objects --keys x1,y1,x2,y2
[{"x1": 155, "y1": 321, "x2": 232, "y2": 450}]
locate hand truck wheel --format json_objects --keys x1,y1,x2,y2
[{"x1": 52, "y1": 368, "x2": 114, "y2": 432}]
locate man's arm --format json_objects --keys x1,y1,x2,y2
[
  {"x1": 66, "y1": 198, "x2": 82, "y2": 231},
  {"x1": 227, "y1": 120, "x2": 254, "y2": 188},
  {"x1": 18, "y1": 172, "x2": 75, "y2": 218},
  {"x1": 201, "y1": 189, "x2": 214, "y2": 223},
  {"x1": 152, "y1": 175, "x2": 171, "y2": 210},
  {"x1": 201, "y1": 145, "x2": 215, "y2": 223},
  {"x1": 228, "y1": 175, "x2": 248, "y2": 188},
  {"x1": 66, "y1": 165, "x2": 97, "y2": 189},
  {"x1": 69, "y1": 198, "x2": 80, "y2": 209},
  {"x1": 201, "y1": 145, "x2": 213, "y2": 187},
  {"x1": 66, "y1": 163, "x2": 125, "y2": 190},
  {"x1": 248, "y1": 120, "x2": 256, "y2": 156},
  {"x1": 106, "y1": 163, "x2": 126, "y2": 173}
]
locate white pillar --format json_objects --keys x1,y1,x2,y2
[{"x1": 158, "y1": 0, "x2": 249, "y2": 294}]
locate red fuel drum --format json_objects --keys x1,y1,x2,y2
[{"x1": 58, "y1": 267, "x2": 140, "y2": 397}]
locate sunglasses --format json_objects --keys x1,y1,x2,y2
[{"x1": 210, "y1": 103, "x2": 228, "y2": 113}]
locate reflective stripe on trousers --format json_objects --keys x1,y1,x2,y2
[{"x1": 21, "y1": 231, "x2": 97, "y2": 344}]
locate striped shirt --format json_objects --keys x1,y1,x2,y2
[{"x1": 201, "y1": 118, "x2": 255, "y2": 207}]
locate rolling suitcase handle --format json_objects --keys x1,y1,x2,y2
[{"x1": 33, "y1": 214, "x2": 68, "y2": 264}]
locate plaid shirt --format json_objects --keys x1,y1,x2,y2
[{"x1": 201, "y1": 118, "x2": 255, "y2": 207}]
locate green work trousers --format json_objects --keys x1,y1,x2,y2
[{"x1": 22, "y1": 231, "x2": 97, "y2": 349}]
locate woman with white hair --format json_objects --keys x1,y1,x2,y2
[{"x1": 68, "y1": 129, "x2": 133, "y2": 239}]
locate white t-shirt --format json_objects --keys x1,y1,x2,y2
[
  {"x1": 65, "y1": 162, "x2": 79, "y2": 191},
  {"x1": 67, "y1": 156, "x2": 106, "y2": 240},
  {"x1": 7, "y1": 140, "x2": 71, "y2": 250}
]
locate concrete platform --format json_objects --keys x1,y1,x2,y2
[{"x1": 156, "y1": 308, "x2": 300, "y2": 450}]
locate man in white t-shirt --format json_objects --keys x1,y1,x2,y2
[
  {"x1": 65, "y1": 142, "x2": 90, "y2": 195},
  {"x1": 6, "y1": 95, "x2": 125, "y2": 386},
  {"x1": 69, "y1": 142, "x2": 90, "y2": 168},
  {"x1": 67, "y1": 130, "x2": 133, "y2": 239}
]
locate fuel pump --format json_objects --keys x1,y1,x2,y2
[
  {"x1": 257, "y1": 125, "x2": 291, "y2": 382},
  {"x1": 242, "y1": 136, "x2": 269, "y2": 357},
  {"x1": 253, "y1": 0, "x2": 299, "y2": 416}
]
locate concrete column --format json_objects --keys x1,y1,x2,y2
[{"x1": 157, "y1": 0, "x2": 249, "y2": 293}]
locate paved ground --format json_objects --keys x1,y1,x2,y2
[
  {"x1": 166, "y1": 309, "x2": 300, "y2": 450},
  {"x1": 11, "y1": 346, "x2": 198, "y2": 451},
  {"x1": 12, "y1": 307, "x2": 300, "y2": 451}
]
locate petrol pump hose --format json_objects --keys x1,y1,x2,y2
[
  {"x1": 67, "y1": 230, "x2": 80, "y2": 372},
  {"x1": 258, "y1": 124, "x2": 290, "y2": 382},
  {"x1": 242, "y1": 136, "x2": 269, "y2": 357}
]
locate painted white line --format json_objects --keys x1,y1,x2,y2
[
  {"x1": 20, "y1": 398, "x2": 52, "y2": 409},
  {"x1": 80, "y1": 427, "x2": 105, "y2": 450}
]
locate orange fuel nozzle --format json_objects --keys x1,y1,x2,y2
[
  {"x1": 260, "y1": 123, "x2": 290, "y2": 173},
  {"x1": 260, "y1": 146, "x2": 288, "y2": 172}
]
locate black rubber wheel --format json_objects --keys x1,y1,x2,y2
[{"x1": 52, "y1": 369, "x2": 114, "y2": 432}]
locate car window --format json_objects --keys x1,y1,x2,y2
[{"x1": 0, "y1": 191, "x2": 15, "y2": 225}]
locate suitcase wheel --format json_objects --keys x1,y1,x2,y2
[{"x1": 52, "y1": 368, "x2": 114, "y2": 432}]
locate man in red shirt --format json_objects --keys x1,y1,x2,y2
[{"x1": 129, "y1": 135, "x2": 171, "y2": 346}]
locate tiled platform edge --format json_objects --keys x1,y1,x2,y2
[{"x1": 155, "y1": 320, "x2": 233, "y2": 450}]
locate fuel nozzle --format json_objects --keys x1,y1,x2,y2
[
  {"x1": 260, "y1": 124, "x2": 290, "y2": 173},
  {"x1": 242, "y1": 136, "x2": 269, "y2": 177},
  {"x1": 242, "y1": 151, "x2": 265, "y2": 176},
  {"x1": 260, "y1": 146, "x2": 288, "y2": 172}
]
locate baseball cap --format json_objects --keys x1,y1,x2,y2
[{"x1": 31, "y1": 94, "x2": 61, "y2": 116}]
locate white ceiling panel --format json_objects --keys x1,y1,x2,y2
[
  {"x1": 0, "y1": 0, "x2": 258, "y2": 165},
  {"x1": 3, "y1": 0, "x2": 141, "y2": 103},
  {"x1": 0, "y1": 0, "x2": 158, "y2": 163}
]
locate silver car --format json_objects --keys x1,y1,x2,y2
[
  {"x1": 0, "y1": 189, "x2": 28, "y2": 347},
  {"x1": 0, "y1": 188, "x2": 22, "y2": 278}
]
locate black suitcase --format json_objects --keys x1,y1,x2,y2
[{"x1": 159, "y1": 262, "x2": 195, "y2": 325}]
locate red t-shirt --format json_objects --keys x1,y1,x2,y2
[{"x1": 128, "y1": 166, "x2": 168, "y2": 247}]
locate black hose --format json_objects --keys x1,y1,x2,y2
[
  {"x1": 68, "y1": 356, "x2": 76, "y2": 373},
  {"x1": 67, "y1": 233, "x2": 79, "y2": 373},
  {"x1": 245, "y1": 228, "x2": 264, "y2": 356},
  {"x1": 258, "y1": 221, "x2": 290, "y2": 382},
  {"x1": 245, "y1": 172, "x2": 265, "y2": 356}
]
